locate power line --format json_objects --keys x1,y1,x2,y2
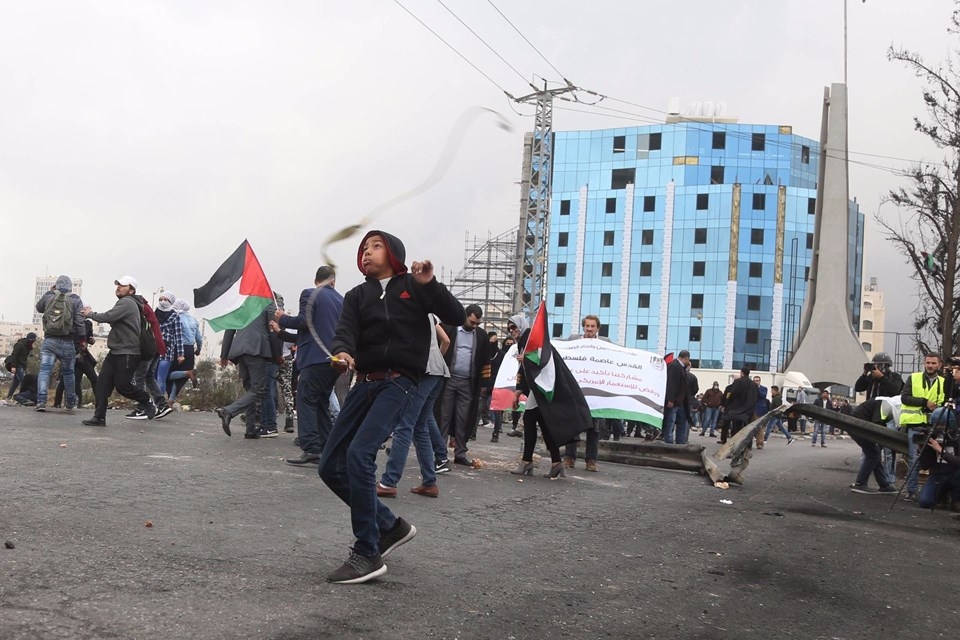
[
  {"x1": 433, "y1": 0, "x2": 533, "y2": 89},
  {"x1": 391, "y1": 0, "x2": 511, "y2": 97},
  {"x1": 485, "y1": 0, "x2": 568, "y2": 84}
]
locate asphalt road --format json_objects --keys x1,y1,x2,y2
[{"x1": 2, "y1": 406, "x2": 958, "y2": 639}]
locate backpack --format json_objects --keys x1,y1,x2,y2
[
  {"x1": 3, "y1": 355, "x2": 13, "y2": 372},
  {"x1": 136, "y1": 301, "x2": 158, "y2": 359},
  {"x1": 42, "y1": 291, "x2": 73, "y2": 336}
]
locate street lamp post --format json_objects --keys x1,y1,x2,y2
[
  {"x1": 152, "y1": 286, "x2": 165, "y2": 307},
  {"x1": 696, "y1": 312, "x2": 703, "y2": 367}
]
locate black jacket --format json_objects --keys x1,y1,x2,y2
[
  {"x1": 664, "y1": 359, "x2": 688, "y2": 406},
  {"x1": 11, "y1": 338, "x2": 33, "y2": 369},
  {"x1": 331, "y1": 275, "x2": 465, "y2": 381},
  {"x1": 441, "y1": 325, "x2": 491, "y2": 390},
  {"x1": 723, "y1": 375, "x2": 759, "y2": 423},
  {"x1": 854, "y1": 370, "x2": 904, "y2": 400}
]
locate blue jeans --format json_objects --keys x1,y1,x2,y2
[
  {"x1": 381, "y1": 374, "x2": 443, "y2": 488},
  {"x1": 852, "y1": 433, "x2": 892, "y2": 487},
  {"x1": 296, "y1": 363, "x2": 340, "y2": 454},
  {"x1": 764, "y1": 416, "x2": 793, "y2": 441},
  {"x1": 37, "y1": 337, "x2": 76, "y2": 408},
  {"x1": 811, "y1": 421, "x2": 827, "y2": 445},
  {"x1": 155, "y1": 358, "x2": 173, "y2": 398},
  {"x1": 262, "y1": 361, "x2": 278, "y2": 429},
  {"x1": 6, "y1": 367, "x2": 25, "y2": 398},
  {"x1": 319, "y1": 375, "x2": 418, "y2": 558},
  {"x1": 662, "y1": 406, "x2": 688, "y2": 444},
  {"x1": 701, "y1": 407, "x2": 720, "y2": 435}
]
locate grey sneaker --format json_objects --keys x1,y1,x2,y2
[
  {"x1": 378, "y1": 517, "x2": 416, "y2": 558},
  {"x1": 326, "y1": 549, "x2": 386, "y2": 584}
]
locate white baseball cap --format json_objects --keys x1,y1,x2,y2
[{"x1": 114, "y1": 275, "x2": 138, "y2": 290}]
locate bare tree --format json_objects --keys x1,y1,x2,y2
[{"x1": 879, "y1": 9, "x2": 960, "y2": 358}]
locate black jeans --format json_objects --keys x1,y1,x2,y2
[
  {"x1": 55, "y1": 352, "x2": 98, "y2": 406},
  {"x1": 94, "y1": 353, "x2": 150, "y2": 421},
  {"x1": 522, "y1": 407, "x2": 562, "y2": 463}
]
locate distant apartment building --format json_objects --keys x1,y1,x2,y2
[{"x1": 858, "y1": 277, "x2": 886, "y2": 362}]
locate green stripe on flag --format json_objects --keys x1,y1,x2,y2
[{"x1": 207, "y1": 295, "x2": 272, "y2": 332}]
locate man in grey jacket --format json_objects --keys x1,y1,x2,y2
[
  {"x1": 216, "y1": 300, "x2": 279, "y2": 439},
  {"x1": 80, "y1": 276, "x2": 156, "y2": 426},
  {"x1": 34, "y1": 275, "x2": 86, "y2": 412}
]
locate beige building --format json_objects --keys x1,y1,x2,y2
[
  {"x1": 32, "y1": 275, "x2": 83, "y2": 324},
  {"x1": 0, "y1": 321, "x2": 43, "y2": 357},
  {"x1": 859, "y1": 277, "x2": 886, "y2": 360}
]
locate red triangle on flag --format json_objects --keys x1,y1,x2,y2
[{"x1": 239, "y1": 241, "x2": 273, "y2": 300}]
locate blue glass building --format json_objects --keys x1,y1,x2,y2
[{"x1": 546, "y1": 121, "x2": 864, "y2": 371}]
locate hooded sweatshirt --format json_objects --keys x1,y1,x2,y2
[
  {"x1": 35, "y1": 275, "x2": 86, "y2": 340},
  {"x1": 331, "y1": 230, "x2": 466, "y2": 380}
]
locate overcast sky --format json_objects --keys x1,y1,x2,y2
[{"x1": 0, "y1": 0, "x2": 954, "y2": 352}]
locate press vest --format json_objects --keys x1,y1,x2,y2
[{"x1": 899, "y1": 373, "x2": 945, "y2": 427}]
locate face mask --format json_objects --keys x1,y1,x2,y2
[{"x1": 158, "y1": 300, "x2": 173, "y2": 311}]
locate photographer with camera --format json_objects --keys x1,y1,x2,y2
[
  {"x1": 855, "y1": 352, "x2": 904, "y2": 399},
  {"x1": 919, "y1": 436, "x2": 960, "y2": 510},
  {"x1": 899, "y1": 353, "x2": 948, "y2": 501}
]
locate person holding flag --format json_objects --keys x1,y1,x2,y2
[
  {"x1": 509, "y1": 305, "x2": 593, "y2": 479},
  {"x1": 192, "y1": 240, "x2": 281, "y2": 438}
]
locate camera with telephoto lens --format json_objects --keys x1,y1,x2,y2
[{"x1": 911, "y1": 401, "x2": 959, "y2": 446}]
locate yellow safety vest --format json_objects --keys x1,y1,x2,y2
[{"x1": 899, "y1": 373, "x2": 945, "y2": 427}]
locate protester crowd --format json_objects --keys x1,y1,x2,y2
[{"x1": 4, "y1": 231, "x2": 960, "y2": 583}]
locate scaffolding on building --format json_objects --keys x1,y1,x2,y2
[{"x1": 444, "y1": 228, "x2": 520, "y2": 331}]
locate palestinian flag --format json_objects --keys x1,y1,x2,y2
[
  {"x1": 194, "y1": 240, "x2": 274, "y2": 332},
  {"x1": 521, "y1": 302, "x2": 592, "y2": 447}
]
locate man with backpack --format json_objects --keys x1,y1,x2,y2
[
  {"x1": 80, "y1": 276, "x2": 157, "y2": 426},
  {"x1": 34, "y1": 275, "x2": 86, "y2": 413}
]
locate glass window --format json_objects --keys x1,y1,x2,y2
[
  {"x1": 749, "y1": 262, "x2": 762, "y2": 277},
  {"x1": 806, "y1": 233, "x2": 813, "y2": 249},
  {"x1": 556, "y1": 263, "x2": 567, "y2": 277},
  {"x1": 862, "y1": 341, "x2": 872, "y2": 351},
  {"x1": 693, "y1": 261, "x2": 706, "y2": 276},
  {"x1": 613, "y1": 135, "x2": 626, "y2": 153},
  {"x1": 552, "y1": 323, "x2": 563, "y2": 338},
  {"x1": 649, "y1": 132, "x2": 662, "y2": 151},
  {"x1": 555, "y1": 293, "x2": 565, "y2": 307},
  {"x1": 694, "y1": 228, "x2": 707, "y2": 244},
  {"x1": 711, "y1": 165, "x2": 724, "y2": 185},
  {"x1": 603, "y1": 231, "x2": 615, "y2": 246},
  {"x1": 696, "y1": 193, "x2": 709, "y2": 210},
  {"x1": 639, "y1": 262, "x2": 652, "y2": 276},
  {"x1": 611, "y1": 168, "x2": 636, "y2": 189},
  {"x1": 691, "y1": 293, "x2": 703, "y2": 309},
  {"x1": 643, "y1": 195, "x2": 656, "y2": 212},
  {"x1": 636, "y1": 325, "x2": 648, "y2": 340},
  {"x1": 641, "y1": 229, "x2": 654, "y2": 245},
  {"x1": 801, "y1": 145, "x2": 810, "y2": 164},
  {"x1": 558, "y1": 232, "x2": 569, "y2": 247},
  {"x1": 606, "y1": 198, "x2": 617, "y2": 214},
  {"x1": 751, "y1": 228, "x2": 764, "y2": 244},
  {"x1": 712, "y1": 131, "x2": 726, "y2": 150},
  {"x1": 747, "y1": 295, "x2": 760, "y2": 311},
  {"x1": 746, "y1": 328, "x2": 759, "y2": 344},
  {"x1": 600, "y1": 293, "x2": 611, "y2": 308},
  {"x1": 808, "y1": 197, "x2": 816, "y2": 215},
  {"x1": 689, "y1": 326, "x2": 701, "y2": 342},
  {"x1": 638, "y1": 293, "x2": 650, "y2": 308},
  {"x1": 753, "y1": 193, "x2": 765, "y2": 210},
  {"x1": 752, "y1": 133, "x2": 765, "y2": 151},
  {"x1": 560, "y1": 200, "x2": 571, "y2": 215},
  {"x1": 602, "y1": 262, "x2": 613, "y2": 277},
  {"x1": 863, "y1": 319, "x2": 874, "y2": 330}
]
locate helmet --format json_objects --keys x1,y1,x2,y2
[{"x1": 871, "y1": 352, "x2": 893, "y2": 366}]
